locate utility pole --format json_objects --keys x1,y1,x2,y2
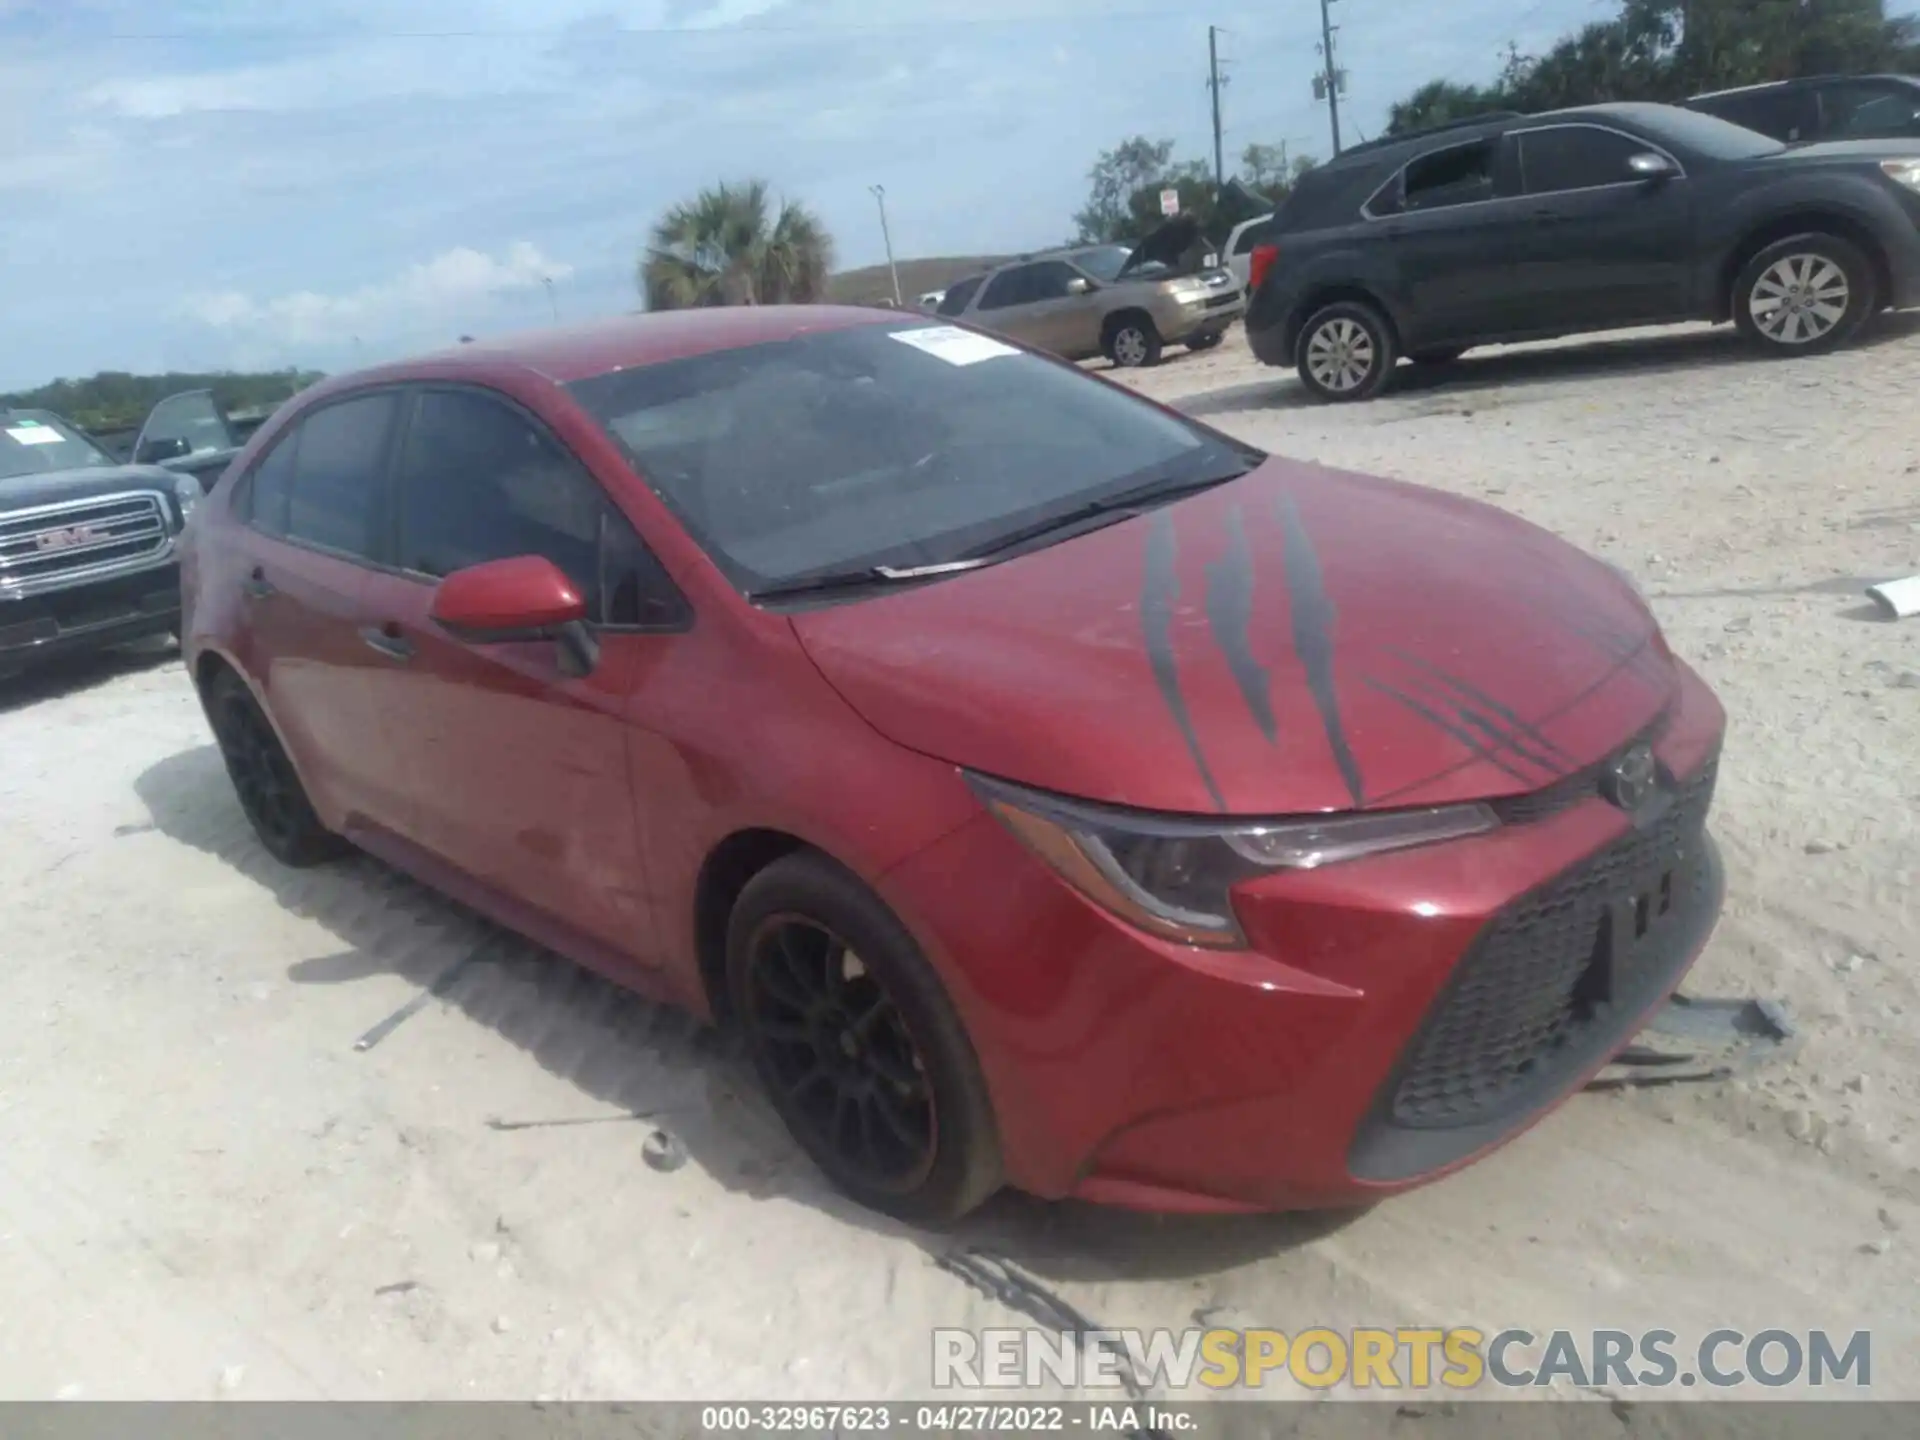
[
  {"x1": 1317, "y1": 0, "x2": 1344, "y2": 156},
  {"x1": 1207, "y1": 25, "x2": 1226, "y2": 190},
  {"x1": 542, "y1": 275, "x2": 558, "y2": 323},
  {"x1": 869, "y1": 184, "x2": 902, "y2": 308}
]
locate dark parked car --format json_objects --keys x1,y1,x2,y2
[
  {"x1": 180, "y1": 308, "x2": 1726, "y2": 1222},
  {"x1": 1, "y1": 408, "x2": 201, "y2": 680},
  {"x1": 1241, "y1": 102, "x2": 1920, "y2": 401},
  {"x1": 1687, "y1": 74, "x2": 1920, "y2": 145}
]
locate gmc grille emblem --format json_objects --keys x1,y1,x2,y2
[{"x1": 35, "y1": 524, "x2": 100, "y2": 552}]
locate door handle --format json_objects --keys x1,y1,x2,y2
[
  {"x1": 360, "y1": 623, "x2": 415, "y2": 663},
  {"x1": 243, "y1": 566, "x2": 276, "y2": 600}
]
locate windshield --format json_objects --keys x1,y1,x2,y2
[
  {"x1": 566, "y1": 321, "x2": 1256, "y2": 595},
  {"x1": 0, "y1": 411, "x2": 114, "y2": 480},
  {"x1": 1069, "y1": 244, "x2": 1170, "y2": 282},
  {"x1": 1636, "y1": 104, "x2": 1787, "y2": 159}
]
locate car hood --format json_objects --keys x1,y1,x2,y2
[
  {"x1": 791, "y1": 458, "x2": 1678, "y2": 816},
  {"x1": 1119, "y1": 215, "x2": 1203, "y2": 278},
  {"x1": 0, "y1": 464, "x2": 182, "y2": 512},
  {"x1": 1768, "y1": 136, "x2": 1920, "y2": 162}
]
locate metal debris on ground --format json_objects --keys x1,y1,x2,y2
[
  {"x1": 1588, "y1": 994, "x2": 1800, "y2": 1089},
  {"x1": 350, "y1": 944, "x2": 492, "y2": 1052},
  {"x1": 1866, "y1": 574, "x2": 1920, "y2": 620}
]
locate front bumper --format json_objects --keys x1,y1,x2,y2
[
  {"x1": 882, "y1": 658, "x2": 1726, "y2": 1213},
  {"x1": 0, "y1": 562, "x2": 180, "y2": 675},
  {"x1": 1160, "y1": 291, "x2": 1246, "y2": 341}
]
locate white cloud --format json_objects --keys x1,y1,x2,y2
[{"x1": 186, "y1": 241, "x2": 573, "y2": 346}]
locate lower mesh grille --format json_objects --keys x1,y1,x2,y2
[{"x1": 1387, "y1": 757, "x2": 1719, "y2": 1130}]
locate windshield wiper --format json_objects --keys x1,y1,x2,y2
[
  {"x1": 748, "y1": 557, "x2": 991, "y2": 602},
  {"x1": 959, "y1": 463, "x2": 1254, "y2": 563}
]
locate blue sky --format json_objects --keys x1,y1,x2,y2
[{"x1": 2, "y1": 0, "x2": 1644, "y2": 388}]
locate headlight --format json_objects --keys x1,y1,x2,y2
[
  {"x1": 173, "y1": 475, "x2": 200, "y2": 526},
  {"x1": 969, "y1": 774, "x2": 1497, "y2": 949},
  {"x1": 1881, "y1": 158, "x2": 1920, "y2": 193}
]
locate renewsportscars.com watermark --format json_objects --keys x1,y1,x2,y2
[{"x1": 933, "y1": 1327, "x2": 1873, "y2": 1393}]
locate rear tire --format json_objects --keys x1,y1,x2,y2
[
  {"x1": 726, "y1": 851, "x2": 1002, "y2": 1225},
  {"x1": 1295, "y1": 300, "x2": 1397, "y2": 402},
  {"x1": 205, "y1": 669, "x2": 348, "y2": 867},
  {"x1": 1105, "y1": 315, "x2": 1163, "y2": 369},
  {"x1": 1733, "y1": 234, "x2": 1875, "y2": 356}
]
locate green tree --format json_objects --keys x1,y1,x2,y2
[
  {"x1": 1238, "y1": 142, "x2": 1318, "y2": 199},
  {"x1": 1388, "y1": 0, "x2": 1919, "y2": 132},
  {"x1": 1073, "y1": 137, "x2": 1179, "y2": 243},
  {"x1": 639, "y1": 180, "x2": 834, "y2": 310}
]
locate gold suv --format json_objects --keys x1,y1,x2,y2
[{"x1": 934, "y1": 219, "x2": 1245, "y2": 367}]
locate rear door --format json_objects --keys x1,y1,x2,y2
[
  {"x1": 1369, "y1": 136, "x2": 1531, "y2": 343},
  {"x1": 1508, "y1": 122, "x2": 1695, "y2": 328},
  {"x1": 966, "y1": 263, "x2": 1048, "y2": 347},
  {"x1": 356, "y1": 385, "x2": 675, "y2": 969},
  {"x1": 225, "y1": 390, "x2": 404, "y2": 831},
  {"x1": 134, "y1": 390, "x2": 242, "y2": 493}
]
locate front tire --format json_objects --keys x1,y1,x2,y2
[
  {"x1": 205, "y1": 669, "x2": 348, "y2": 867},
  {"x1": 1733, "y1": 235, "x2": 1875, "y2": 356},
  {"x1": 726, "y1": 851, "x2": 1002, "y2": 1225},
  {"x1": 1296, "y1": 300, "x2": 1397, "y2": 402},
  {"x1": 1105, "y1": 315, "x2": 1163, "y2": 369}
]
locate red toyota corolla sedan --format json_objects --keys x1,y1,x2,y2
[{"x1": 178, "y1": 308, "x2": 1725, "y2": 1223}]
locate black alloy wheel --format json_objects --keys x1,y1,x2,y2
[
  {"x1": 726, "y1": 851, "x2": 1001, "y2": 1223},
  {"x1": 741, "y1": 913, "x2": 937, "y2": 1193},
  {"x1": 206, "y1": 671, "x2": 346, "y2": 867}
]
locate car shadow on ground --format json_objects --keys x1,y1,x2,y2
[
  {"x1": 133, "y1": 742, "x2": 1353, "y2": 1295},
  {"x1": 1176, "y1": 313, "x2": 1920, "y2": 421},
  {"x1": 0, "y1": 640, "x2": 178, "y2": 716}
]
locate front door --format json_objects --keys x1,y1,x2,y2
[
  {"x1": 1509, "y1": 124, "x2": 1695, "y2": 329},
  {"x1": 357, "y1": 385, "x2": 668, "y2": 971},
  {"x1": 226, "y1": 391, "x2": 404, "y2": 832}
]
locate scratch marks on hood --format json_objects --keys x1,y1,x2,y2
[
  {"x1": 1277, "y1": 495, "x2": 1366, "y2": 809},
  {"x1": 1143, "y1": 511, "x2": 1227, "y2": 811},
  {"x1": 1387, "y1": 649, "x2": 1572, "y2": 777},
  {"x1": 1364, "y1": 678, "x2": 1535, "y2": 785},
  {"x1": 1204, "y1": 505, "x2": 1277, "y2": 744}
]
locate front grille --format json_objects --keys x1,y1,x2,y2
[
  {"x1": 1204, "y1": 293, "x2": 1242, "y2": 311},
  {"x1": 1388, "y1": 756, "x2": 1719, "y2": 1131},
  {"x1": 0, "y1": 492, "x2": 171, "y2": 598},
  {"x1": 1488, "y1": 710, "x2": 1675, "y2": 826}
]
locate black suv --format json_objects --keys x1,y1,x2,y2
[
  {"x1": 1687, "y1": 74, "x2": 1920, "y2": 146},
  {"x1": 1242, "y1": 102, "x2": 1920, "y2": 401}
]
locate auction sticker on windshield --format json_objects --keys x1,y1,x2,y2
[
  {"x1": 889, "y1": 326, "x2": 1020, "y2": 366},
  {"x1": 5, "y1": 422, "x2": 65, "y2": 445}
]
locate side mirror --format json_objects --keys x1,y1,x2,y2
[
  {"x1": 1629, "y1": 152, "x2": 1676, "y2": 181},
  {"x1": 1064, "y1": 276, "x2": 1093, "y2": 295},
  {"x1": 430, "y1": 554, "x2": 599, "y2": 676}
]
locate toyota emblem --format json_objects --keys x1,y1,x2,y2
[{"x1": 1603, "y1": 743, "x2": 1659, "y2": 813}]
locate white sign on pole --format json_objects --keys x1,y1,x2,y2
[{"x1": 1159, "y1": 188, "x2": 1180, "y2": 217}]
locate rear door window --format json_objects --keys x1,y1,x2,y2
[
  {"x1": 1391, "y1": 139, "x2": 1498, "y2": 213},
  {"x1": 1518, "y1": 125, "x2": 1648, "y2": 194},
  {"x1": 1699, "y1": 87, "x2": 1818, "y2": 142},
  {"x1": 976, "y1": 265, "x2": 1038, "y2": 311},
  {"x1": 936, "y1": 276, "x2": 983, "y2": 316},
  {"x1": 282, "y1": 393, "x2": 398, "y2": 561},
  {"x1": 1819, "y1": 81, "x2": 1920, "y2": 139}
]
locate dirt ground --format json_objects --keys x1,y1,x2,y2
[{"x1": 2, "y1": 318, "x2": 1918, "y2": 1405}]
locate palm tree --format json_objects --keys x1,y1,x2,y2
[{"x1": 639, "y1": 180, "x2": 836, "y2": 310}]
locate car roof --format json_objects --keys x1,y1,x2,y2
[
  {"x1": 1691, "y1": 73, "x2": 1918, "y2": 101},
  {"x1": 343, "y1": 306, "x2": 900, "y2": 388}
]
